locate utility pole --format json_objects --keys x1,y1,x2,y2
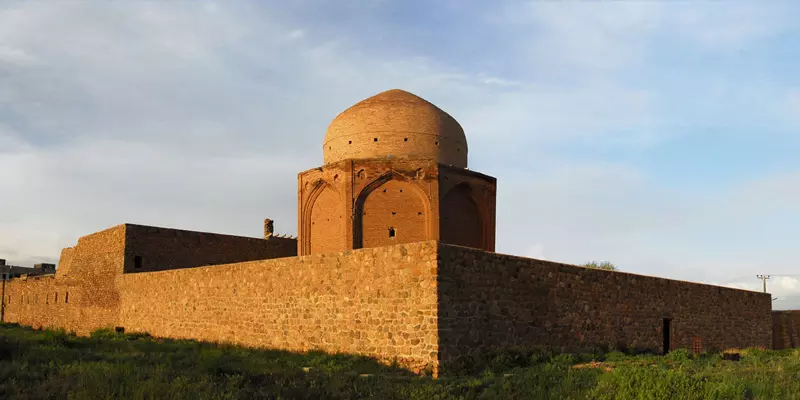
[{"x1": 756, "y1": 275, "x2": 771, "y2": 293}]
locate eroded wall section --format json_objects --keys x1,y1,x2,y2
[
  {"x1": 3, "y1": 225, "x2": 126, "y2": 334},
  {"x1": 436, "y1": 244, "x2": 772, "y2": 372},
  {"x1": 117, "y1": 241, "x2": 440, "y2": 374}
]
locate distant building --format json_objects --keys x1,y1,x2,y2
[{"x1": 0, "y1": 259, "x2": 55, "y2": 281}]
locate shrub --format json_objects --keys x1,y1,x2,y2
[
  {"x1": 665, "y1": 348, "x2": 693, "y2": 362},
  {"x1": 581, "y1": 261, "x2": 618, "y2": 271}
]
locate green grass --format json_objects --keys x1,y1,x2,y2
[{"x1": 0, "y1": 323, "x2": 798, "y2": 399}]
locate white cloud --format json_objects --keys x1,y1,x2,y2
[{"x1": 525, "y1": 243, "x2": 545, "y2": 259}]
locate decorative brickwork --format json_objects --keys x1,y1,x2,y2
[
  {"x1": 772, "y1": 311, "x2": 800, "y2": 350},
  {"x1": 298, "y1": 160, "x2": 496, "y2": 255}
]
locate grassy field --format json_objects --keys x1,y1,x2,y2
[{"x1": 0, "y1": 323, "x2": 798, "y2": 399}]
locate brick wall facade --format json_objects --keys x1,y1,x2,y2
[
  {"x1": 123, "y1": 224, "x2": 297, "y2": 273},
  {"x1": 437, "y1": 244, "x2": 773, "y2": 373},
  {"x1": 298, "y1": 160, "x2": 496, "y2": 256},
  {"x1": 772, "y1": 311, "x2": 800, "y2": 350}
]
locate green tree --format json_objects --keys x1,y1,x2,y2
[{"x1": 581, "y1": 261, "x2": 618, "y2": 271}]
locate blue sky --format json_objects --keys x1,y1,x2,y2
[{"x1": 1, "y1": 1, "x2": 799, "y2": 308}]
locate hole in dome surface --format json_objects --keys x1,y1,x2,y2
[{"x1": 404, "y1": 138, "x2": 408, "y2": 142}]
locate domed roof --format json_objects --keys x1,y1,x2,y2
[{"x1": 323, "y1": 89, "x2": 468, "y2": 168}]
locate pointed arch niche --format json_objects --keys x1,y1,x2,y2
[
  {"x1": 440, "y1": 183, "x2": 485, "y2": 249},
  {"x1": 303, "y1": 181, "x2": 346, "y2": 255},
  {"x1": 354, "y1": 173, "x2": 431, "y2": 249}
]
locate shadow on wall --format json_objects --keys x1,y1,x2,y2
[{"x1": 773, "y1": 311, "x2": 800, "y2": 350}]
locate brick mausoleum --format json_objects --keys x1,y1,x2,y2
[{"x1": 1, "y1": 89, "x2": 793, "y2": 376}]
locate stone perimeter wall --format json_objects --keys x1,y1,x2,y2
[
  {"x1": 1, "y1": 234, "x2": 781, "y2": 377},
  {"x1": 117, "y1": 241, "x2": 440, "y2": 374},
  {"x1": 773, "y1": 311, "x2": 800, "y2": 350},
  {"x1": 437, "y1": 244, "x2": 773, "y2": 372}
]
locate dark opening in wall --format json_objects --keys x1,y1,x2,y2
[
  {"x1": 404, "y1": 138, "x2": 408, "y2": 142},
  {"x1": 134, "y1": 255, "x2": 143, "y2": 269},
  {"x1": 388, "y1": 227, "x2": 396, "y2": 238},
  {"x1": 374, "y1": 138, "x2": 378, "y2": 142},
  {"x1": 55, "y1": 293, "x2": 58, "y2": 303},
  {"x1": 115, "y1": 327, "x2": 125, "y2": 334},
  {"x1": 663, "y1": 318, "x2": 672, "y2": 355},
  {"x1": 348, "y1": 140, "x2": 352, "y2": 144},
  {"x1": 65, "y1": 292, "x2": 69, "y2": 304}
]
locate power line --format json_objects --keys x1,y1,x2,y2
[{"x1": 756, "y1": 275, "x2": 771, "y2": 293}]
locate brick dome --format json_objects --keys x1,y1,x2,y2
[{"x1": 323, "y1": 89, "x2": 468, "y2": 168}]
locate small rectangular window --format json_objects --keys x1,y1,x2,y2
[
  {"x1": 65, "y1": 291, "x2": 69, "y2": 304},
  {"x1": 55, "y1": 293, "x2": 58, "y2": 304}
]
